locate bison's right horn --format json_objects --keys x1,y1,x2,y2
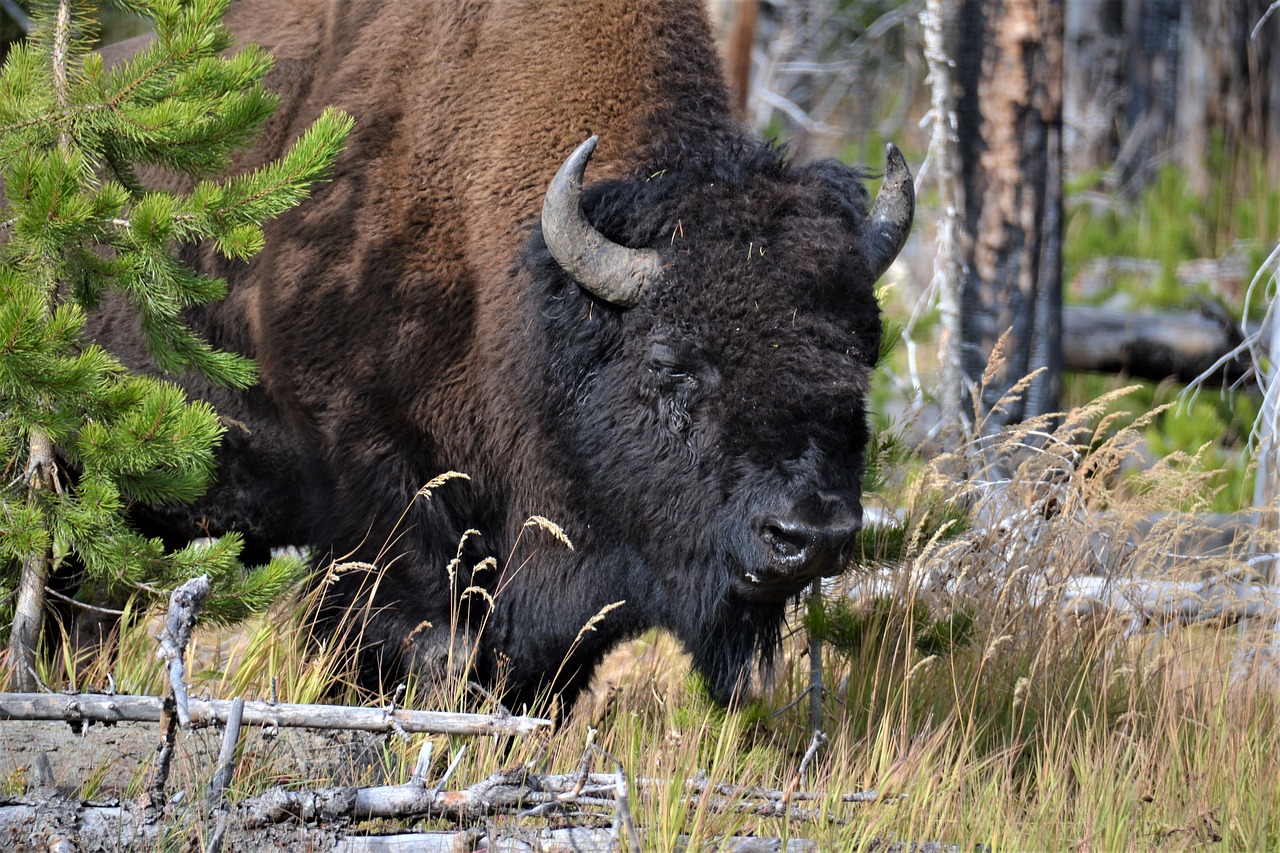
[
  {"x1": 859, "y1": 143, "x2": 915, "y2": 282},
  {"x1": 542, "y1": 136, "x2": 663, "y2": 308}
]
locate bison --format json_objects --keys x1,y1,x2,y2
[{"x1": 94, "y1": 0, "x2": 914, "y2": 709}]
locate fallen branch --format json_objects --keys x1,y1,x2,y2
[
  {"x1": 1058, "y1": 575, "x2": 1280, "y2": 625},
  {"x1": 0, "y1": 758, "x2": 873, "y2": 848},
  {"x1": 659, "y1": 774, "x2": 884, "y2": 805},
  {"x1": 0, "y1": 693, "x2": 551, "y2": 737},
  {"x1": 330, "y1": 829, "x2": 821, "y2": 852},
  {"x1": 239, "y1": 768, "x2": 873, "y2": 828},
  {"x1": 149, "y1": 575, "x2": 210, "y2": 812},
  {"x1": 242, "y1": 769, "x2": 541, "y2": 826},
  {"x1": 0, "y1": 799, "x2": 822, "y2": 853},
  {"x1": 784, "y1": 729, "x2": 827, "y2": 808},
  {"x1": 156, "y1": 575, "x2": 210, "y2": 729}
]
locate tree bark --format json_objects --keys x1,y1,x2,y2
[
  {"x1": 1062, "y1": 0, "x2": 1124, "y2": 176},
  {"x1": 1061, "y1": 1, "x2": 1280, "y2": 192},
  {"x1": 1177, "y1": 1, "x2": 1280, "y2": 193},
  {"x1": 7, "y1": 432, "x2": 56, "y2": 693},
  {"x1": 955, "y1": 0, "x2": 1065, "y2": 429},
  {"x1": 1111, "y1": 0, "x2": 1182, "y2": 193},
  {"x1": 921, "y1": 0, "x2": 966, "y2": 433}
]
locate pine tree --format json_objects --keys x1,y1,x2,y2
[{"x1": 0, "y1": 0, "x2": 352, "y2": 688}]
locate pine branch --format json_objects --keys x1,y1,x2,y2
[{"x1": 0, "y1": 0, "x2": 350, "y2": 677}]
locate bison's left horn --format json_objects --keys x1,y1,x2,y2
[
  {"x1": 542, "y1": 136, "x2": 663, "y2": 308},
  {"x1": 860, "y1": 143, "x2": 915, "y2": 282}
]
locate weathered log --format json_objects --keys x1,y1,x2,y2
[
  {"x1": 0, "y1": 768, "x2": 866, "y2": 849},
  {"x1": 1057, "y1": 576, "x2": 1280, "y2": 624},
  {"x1": 333, "y1": 828, "x2": 604, "y2": 853},
  {"x1": 1062, "y1": 304, "x2": 1253, "y2": 385},
  {"x1": 0, "y1": 693, "x2": 550, "y2": 737}
]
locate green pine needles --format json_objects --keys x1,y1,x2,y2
[{"x1": 0, "y1": 0, "x2": 352, "y2": 685}]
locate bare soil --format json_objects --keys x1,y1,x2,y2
[
  {"x1": 0, "y1": 716, "x2": 405, "y2": 851},
  {"x1": 1, "y1": 716, "x2": 395, "y2": 799}
]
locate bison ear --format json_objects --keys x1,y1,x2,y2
[
  {"x1": 858, "y1": 143, "x2": 914, "y2": 283},
  {"x1": 541, "y1": 136, "x2": 664, "y2": 308}
]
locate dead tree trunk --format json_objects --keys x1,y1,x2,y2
[
  {"x1": 1063, "y1": 0, "x2": 1124, "y2": 176},
  {"x1": 1062, "y1": 0, "x2": 1280, "y2": 194},
  {"x1": 1177, "y1": 1, "x2": 1280, "y2": 194},
  {"x1": 955, "y1": 0, "x2": 1065, "y2": 428},
  {"x1": 1114, "y1": 0, "x2": 1181, "y2": 193}
]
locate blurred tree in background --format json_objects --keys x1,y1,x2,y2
[
  {"x1": 954, "y1": 0, "x2": 1064, "y2": 429},
  {"x1": 711, "y1": 1, "x2": 1276, "y2": 458}
]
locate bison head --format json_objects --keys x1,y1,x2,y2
[{"x1": 521, "y1": 136, "x2": 912, "y2": 703}]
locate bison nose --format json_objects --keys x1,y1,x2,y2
[{"x1": 755, "y1": 511, "x2": 861, "y2": 577}]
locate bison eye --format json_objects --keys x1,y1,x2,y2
[
  {"x1": 648, "y1": 342, "x2": 695, "y2": 383},
  {"x1": 656, "y1": 363, "x2": 691, "y2": 381}
]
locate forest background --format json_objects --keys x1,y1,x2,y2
[{"x1": 0, "y1": 1, "x2": 1279, "y2": 850}]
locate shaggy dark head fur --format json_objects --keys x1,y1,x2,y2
[{"x1": 517, "y1": 142, "x2": 883, "y2": 703}]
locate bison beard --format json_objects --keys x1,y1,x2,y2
[{"x1": 86, "y1": 0, "x2": 913, "y2": 712}]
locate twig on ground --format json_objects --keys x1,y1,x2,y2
[
  {"x1": 410, "y1": 739, "x2": 434, "y2": 787},
  {"x1": 207, "y1": 696, "x2": 245, "y2": 805},
  {"x1": 429, "y1": 744, "x2": 467, "y2": 800},
  {"x1": 560, "y1": 726, "x2": 598, "y2": 801},
  {"x1": 785, "y1": 729, "x2": 828, "y2": 807},
  {"x1": 590, "y1": 742, "x2": 640, "y2": 853}
]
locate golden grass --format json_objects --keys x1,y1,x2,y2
[{"x1": 4, "y1": 389, "x2": 1279, "y2": 850}]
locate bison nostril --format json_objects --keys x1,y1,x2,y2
[
  {"x1": 756, "y1": 512, "x2": 861, "y2": 570},
  {"x1": 759, "y1": 517, "x2": 815, "y2": 560}
]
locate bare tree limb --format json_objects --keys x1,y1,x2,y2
[
  {"x1": 207, "y1": 696, "x2": 245, "y2": 806},
  {"x1": 0, "y1": 693, "x2": 552, "y2": 737},
  {"x1": 148, "y1": 576, "x2": 210, "y2": 812},
  {"x1": 157, "y1": 575, "x2": 210, "y2": 730},
  {"x1": 919, "y1": 0, "x2": 966, "y2": 434}
]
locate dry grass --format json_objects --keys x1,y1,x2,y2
[{"x1": 4, "y1": 389, "x2": 1279, "y2": 850}]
